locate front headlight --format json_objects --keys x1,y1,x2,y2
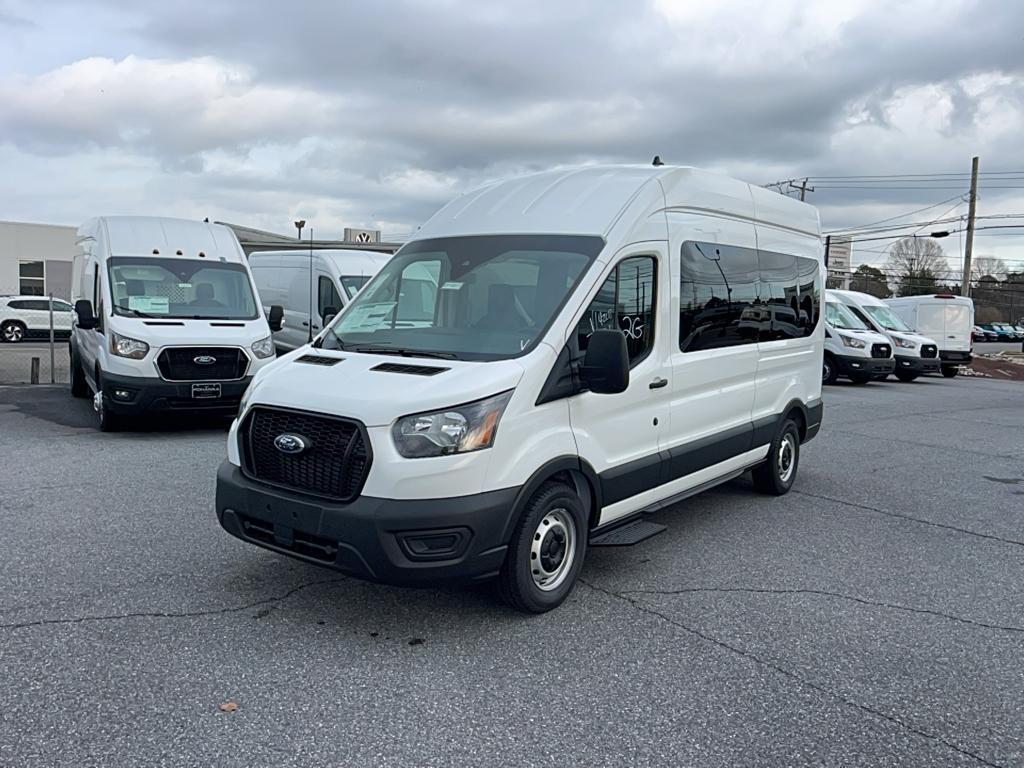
[
  {"x1": 392, "y1": 391, "x2": 513, "y2": 458},
  {"x1": 109, "y1": 331, "x2": 149, "y2": 359},
  {"x1": 251, "y1": 335, "x2": 275, "y2": 359},
  {"x1": 839, "y1": 334, "x2": 866, "y2": 349},
  {"x1": 894, "y1": 337, "x2": 916, "y2": 349}
]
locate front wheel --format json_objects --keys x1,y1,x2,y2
[
  {"x1": 941, "y1": 366, "x2": 958, "y2": 378},
  {"x1": 822, "y1": 354, "x2": 839, "y2": 385},
  {"x1": 93, "y1": 373, "x2": 122, "y2": 432},
  {"x1": 752, "y1": 419, "x2": 800, "y2": 496},
  {"x1": 895, "y1": 371, "x2": 918, "y2": 383},
  {"x1": 499, "y1": 482, "x2": 587, "y2": 614}
]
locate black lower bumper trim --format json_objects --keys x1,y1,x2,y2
[
  {"x1": 939, "y1": 351, "x2": 972, "y2": 364},
  {"x1": 216, "y1": 461, "x2": 518, "y2": 585},
  {"x1": 834, "y1": 353, "x2": 895, "y2": 377},
  {"x1": 895, "y1": 355, "x2": 942, "y2": 375},
  {"x1": 101, "y1": 372, "x2": 251, "y2": 415}
]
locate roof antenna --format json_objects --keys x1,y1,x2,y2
[{"x1": 652, "y1": 155, "x2": 664, "y2": 167}]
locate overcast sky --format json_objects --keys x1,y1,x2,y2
[{"x1": 1, "y1": 0, "x2": 1022, "y2": 271}]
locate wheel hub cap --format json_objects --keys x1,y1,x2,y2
[
  {"x1": 529, "y1": 508, "x2": 576, "y2": 592},
  {"x1": 778, "y1": 434, "x2": 796, "y2": 483}
]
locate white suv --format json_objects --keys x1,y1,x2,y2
[{"x1": 0, "y1": 296, "x2": 74, "y2": 343}]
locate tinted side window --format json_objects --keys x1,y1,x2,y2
[
  {"x1": 576, "y1": 256, "x2": 656, "y2": 366},
  {"x1": 757, "y1": 250, "x2": 821, "y2": 340},
  {"x1": 317, "y1": 276, "x2": 342, "y2": 319},
  {"x1": 8, "y1": 300, "x2": 27, "y2": 309},
  {"x1": 679, "y1": 242, "x2": 759, "y2": 352},
  {"x1": 25, "y1": 300, "x2": 51, "y2": 311}
]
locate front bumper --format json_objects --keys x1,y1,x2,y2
[
  {"x1": 834, "y1": 353, "x2": 894, "y2": 378},
  {"x1": 101, "y1": 372, "x2": 251, "y2": 415},
  {"x1": 895, "y1": 355, "x2": 941, "y2": 375},
  {"x1": 215, "y1": 461, "x2": 518, "y2": 586}
]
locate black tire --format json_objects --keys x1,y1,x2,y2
[
  {"x1": 822, "y1": 354, "x2": 839, "y2": 385},
  {"x1": 894, "y1": 371, "x2": 918, "y2": 383},
  {"x1": 499, "y1": 482, "x2": 587, "y2": 614},
  {"x1": 70, "y1": 348, "x2": 89, "y2": 398},
  {"x1": 93, "y1": 372, "x2": 122, "y2": 432},
  {"x1": 849, "y1": 373, "x2": 872, "y2": 385},
  {"x1": 941, "y1": 366, "x2": 958, "y2": 378},
  {"x1": 752, "y1": 418, "x2": 800, "y2": 496},
  {"x1": 1, "y1": 321, "x2": 26, "y2": 343}
]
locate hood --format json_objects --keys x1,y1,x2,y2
[
  {"x1": 109, "y1": 316, "x2": 270, "y2": 348},
  {"x1": 246, "y1": 350, "x2": 527, "y2": 427},
  {"x1": 886, "y1": 330, "x2": 938, "y2": 347},
  {"x1": 839, "y1": 328, "x2": 892, "y2": 346}
]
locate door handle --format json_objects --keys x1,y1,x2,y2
[
  {"x1": 301, "y1": 321, "x2": 309, "y2": 327},
  {"x1": 649, "y1": 377, "x2": 668, "y2": 390}
]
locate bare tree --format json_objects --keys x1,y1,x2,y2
[
  {"x1": 885, "y1": 237, "x2": 950, "y2": 297},
  {"x1": 971, "y1": 255, "x2": 1008, "y2": 281},
  {"x1": 850, "y1": 265, "x2": 890, "y2": 298}
]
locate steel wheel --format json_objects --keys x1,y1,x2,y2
[
  {"x1": 777, "y1": 432, "x2": 797, "y2": 484},
  {"x1": 529, "y1": 507, "x2": 577, "y2": 592}
]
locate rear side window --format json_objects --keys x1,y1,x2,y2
[
  {"x1": 576, "y1": 256, "x2": 657, "y2": 366},
  {"x1": 7, "y1": 300, "x2": 28, "y2": 310},
  {"x1": 679, "y1": 242, "x2": 759, "y2": 351},
  {"x1": 757, "y1": 250, "x2": 820, "y2": 341}
]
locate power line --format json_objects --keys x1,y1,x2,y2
[{"x1": 824, "y1": 194, "x2": 965, "y2": 235}]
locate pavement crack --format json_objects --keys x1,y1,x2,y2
[
  {"x1": 620, "y1": 586, "x2": 1024, "y2": 635},
  {"x1": 0, "y1": 577, "x2": 348, "y2": 632},
  {"x1": 793, "y1": 489, "x2": 1024, "y2": 550},
  {"x1": 581, "y1": 578, "x2": 1003, "y2": 768}
]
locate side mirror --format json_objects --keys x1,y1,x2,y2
[
  {"x1": 268, "y1": 305, "x2": 284, "y2": 332},
  {"x1": 580, "y1": 329, "x2": 629, "y2": 394},
  {"x1": 322, "y1": 306, "x2": 339, "y2": 326},
  {"x1": 74, "y1": 299, "x2": 97, "y2": 330}
]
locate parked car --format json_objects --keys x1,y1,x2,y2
[
  {"x1": 980, "y1": 323, "x2": 1018, "y2": 342},
  {"x1": 0, "y1": 296, "x2": 75, "y2": 342},
  {"x1": 248, "y1": 249, "x2": 393, "y2": 354},
  {"x1": 992, "y1": 323, "x2": 1023, "y2": 341},
  {"x1": 216, "y1": 164, "x2": 826, "y2": 613},
  {"x1": 822, "y1": 295, "x2": 894, "y2": 384},
  {"x1": 70, "y1": 216, "x2": 283, "y2": 431},
  {"x1": 829, "y1": 289, "x2": 941, "y2": 382},
  {"x1": 973, "y1": 325, "x2": 997, "y2": 343},
  {"x1": 885, "y1": 294, "x2": 973, "y2": 378}
]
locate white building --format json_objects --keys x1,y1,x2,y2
[{"x1": 0, "y1": 220, "x2": 78, "y2": 299}]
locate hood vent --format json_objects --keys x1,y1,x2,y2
[
  {"x1": 295, "y1": 354, "x2": 343, "y2": 367},
  {"x1": 209, "y1": 322, "x2": 244, "y2": 327},
  {"x1": 143, "y1": 321, "x2": 185, "y2": 326},
  {"x1": 372, "y1": 362, "x2": 449, "y2": 376}
]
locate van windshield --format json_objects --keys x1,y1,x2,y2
[
  {"x1": 320, "y1": 234, "x2": 603, "y2": 361},
  {"x1": 862, "y1": 304, "x2": 912, "y2": 332},
  {"x1": 108, "y1": 257, "x2": 259, "y2": 320},
  {"x1": 825, "y1": 302, "x2": 868, "y2": 330}
]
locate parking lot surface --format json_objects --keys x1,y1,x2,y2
[{"x1": 1, "y1": 376, "x2": 1022, "y2": 767}]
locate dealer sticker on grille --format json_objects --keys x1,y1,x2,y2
[{"x1": 192, "y1": 382, "x2": 222, "y2": 399}]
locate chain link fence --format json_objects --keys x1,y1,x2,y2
[{"x1": 0, "y1": 287, "x2": 70, "y2": 385}]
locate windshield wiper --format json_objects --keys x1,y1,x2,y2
[
  {"x1": 121, "y1": 308, "x2": 156, "y2": 318},
  {"x1": 352, "y1": 345, "x2": 458, "y2": 360}
]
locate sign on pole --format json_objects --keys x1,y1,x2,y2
[
  {"x1": 344, "y1": 228, "x2": 381, "y2": 244},
  {"x1": 827, "y1": 235, "x2": 851, "y2": 287}
]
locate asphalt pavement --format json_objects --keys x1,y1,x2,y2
[{"x1": 1, "y1": 376, "x2": 1022, "y2": 767}]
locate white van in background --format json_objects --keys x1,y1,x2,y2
[
  {"x1": 885, "y1": 294, "x2": 974, "y2": 378},
  {"x1": 248, "y1": 249, "x2": 393, "y2": 353},
  {"x1": 216, "y1": 165, "x2": 825, "y2": 613},
  {"x1": 828, "y1": 290, "x2": 941, "y2": 382},
  {"x1": 822, "y1": 292, "x2": 894, "y2": 385},
  {"x1": 70, "y1": 216, "x2": 283, "y2": 431}
]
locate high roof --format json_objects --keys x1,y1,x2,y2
[
  {"x1": 88, "y1": 216, "x2": 244, "y2": 260},
  {"x1": 415, "y1": 165, "x2": 820, "y2": 240}
]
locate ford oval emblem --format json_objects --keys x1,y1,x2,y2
[
  {"x1": 194, "y1": 355, "x2": 217, "y2": 365},
  {"x1": 274, "y1": 433, "x2": 309, "y2": 454}
]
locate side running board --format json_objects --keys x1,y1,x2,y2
[{"x1": 589, "y1": 518, "x2": 666, "y2": 547}]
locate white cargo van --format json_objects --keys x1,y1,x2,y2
[
  {"x1": 828, "y1": 289, "x2": 941, "y2": 382},
  {"x1": 248, "y1": 249, "x2": 393, "y2": 353},
  {"x1": 70, "y1": 217, "x2": 283, "y2": 431},
  {"x1": 884, "y1": 294, "x2": 973, "y2": 378},
  {"x1": 216, "y1": 165, "x2": 825, "y2": 613},
  {"x1": 822, "y1": 292, "x2": 894, "y2": 384}
]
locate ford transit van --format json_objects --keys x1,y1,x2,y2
[
  {"x1": 829, "y1": 289, "x2": 941, "y2": 382},
  {"x1": 216, "y1": 166, "x2": 825, "y2": 612},
  {"x1": 885, "y1": 294, "x2": 973, "y2": 378},
  {"x1": 822, "y1": 292, "x2": 894, "y2": 384},
  {"x1": 70, "y1": 217, "x2": 282, "y2": 430},
  {"x1": 249, "y1": 249, "x2": 392, "y2": 353}
]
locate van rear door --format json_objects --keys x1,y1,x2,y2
[{"x1": 942, "y1": 302, "x2": 972, "y2": 352}]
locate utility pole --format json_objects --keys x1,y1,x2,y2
[
  {"x1": 798, "y1": 178, "x2": 809, "y2": 202},
  {"x1": 960, "y1": 156, "x2": 979, "y2": 297}
]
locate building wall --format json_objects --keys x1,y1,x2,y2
[{"x1": 0, "y1": 220, "x2": 78, "y2": 299}]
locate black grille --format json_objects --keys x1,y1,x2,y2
[
  {"x1": 871, "y1": 343, "x2": 892, "y2": 359},
  {"x1": 157, "y1": 347, "x2": 247, "y2": 381},
  {"x1": 372, "y1": 362, "x2": 449, "y2": 376},
  {"x1": 921, "y1": 344, "x2": 938, "y2": 358},
  {"x1": 241, "y1": 407, "x2": 370, "y2": 502}
]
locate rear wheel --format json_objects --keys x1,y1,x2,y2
[
  {"x1": 752, "y1": 418, "x2": 800, "y2": 496},
  {"x1": 499, "y1": 482, "x2": 587, "y2": 614},
  {"x1": 1, "y1": 321, "x2": 25, "y2": 343},
  {"x1": 822, "y1": 354, "x2": 839, "y2": 385},
  {"x1": 941, "y1": 366, "x2": 958, "y2": 378},
  {"x1": 895, "y1": 371, "x2": 918, "y2": 383}
]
